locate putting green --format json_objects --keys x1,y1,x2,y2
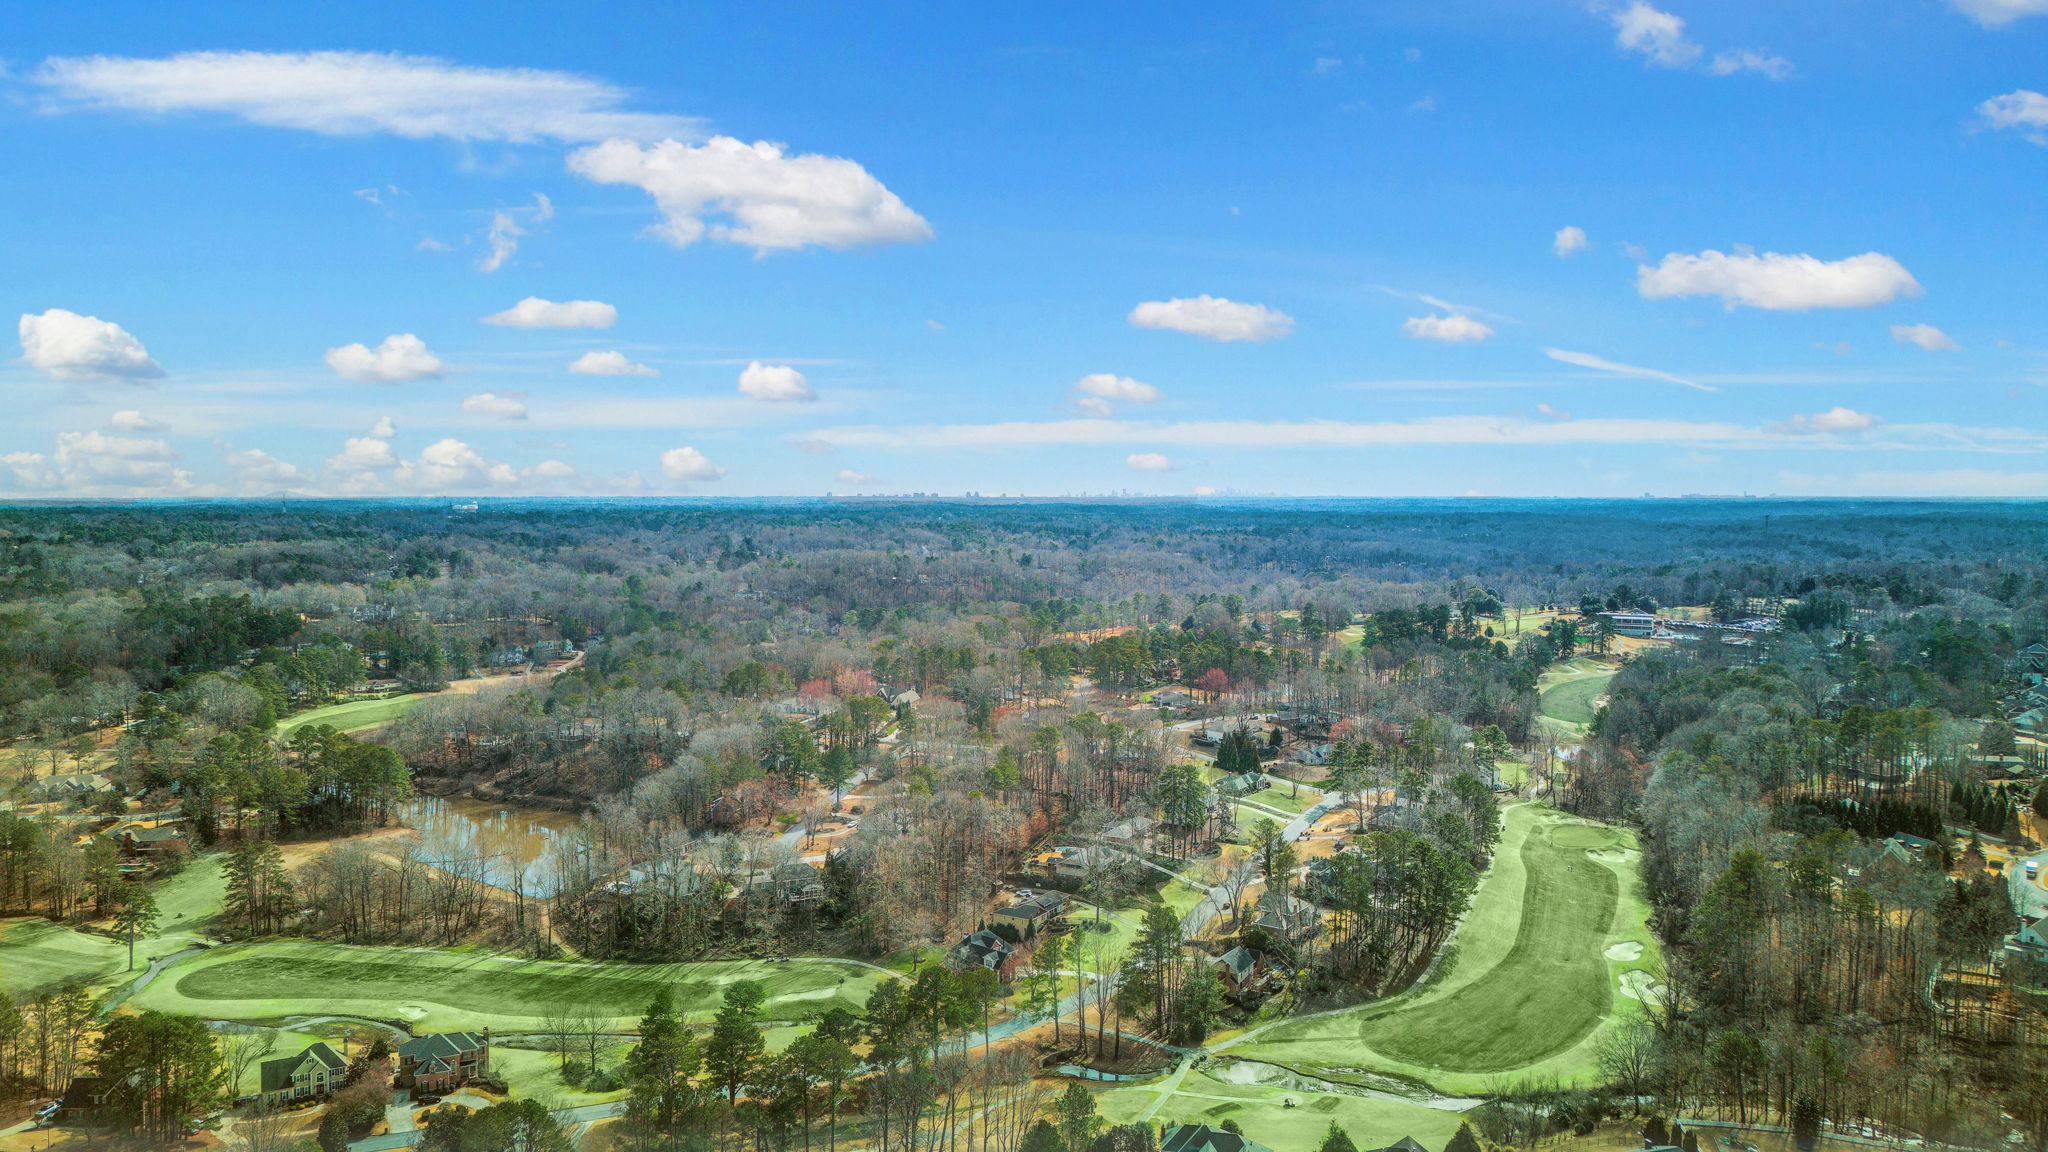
[
  {"x1": 1230, "y1": 804, "x2": 1660, "y2": 1093},
  {"x1": 1538, "y1": 667, "x2": 1614, "y2": 728},
  {"x1": 129, "y1": 942, "x2": 890, "y2": 1032}
]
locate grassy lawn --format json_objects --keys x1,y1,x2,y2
[
  {"x1": 152, "y1": 851, "x2": 228, "y2": 936},
  {"x1": 0, "y1": 918, "x2": 133, "y2": 994},
  {"x1": 491, "y1": 1043, "x2": 635, "y2": 1105},
  {"x1": 130, "y1": 942, "x2": 891, "y2": 1032},
  {"x1": 1230, "y1": 804, "x2": 1661, "y2": 1094},
  {"x1": 1242, "y1": 781, "x2": 1319, "y2": 817},
  {"x1": 1536, "y1": 658, "x2": 1617, "y2": 737},
  {"x1": 277, "y1": 693, "x2": 425, "y2": 737},
  {"x1": 1096, "y1": 1068, "x2": 1464, "y2": 1152}
]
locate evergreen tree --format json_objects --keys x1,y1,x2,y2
[
  {"x1": 1056, "y1": 1082, "x2": 1103, "y2": 1152},
  {"x1": 112, "y1": 887, "x2": 159, "y2": 971},
  {"x1": 622, "y1": 990, "x2": 703, "y2": 1152},
  {"x1": 1318, "y1": 1122, "x2": 1362, "y2": 1152},
  {"x1": 1446, "y1": 1122, "x2": 1483, "y2": 1152},
  {"x1": 704, "y1": 980, "x2": 767, "y2": 1105}
]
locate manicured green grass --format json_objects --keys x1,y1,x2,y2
[
  {"x1": 1539, "y1": 672, "x2": 1614, "y2": 728},
  {"x1": 0, "y1": 918, "x2": 130, "y2": 994},
  {"x1": 1096, "y1": 1069, "x2": 1463, "y2": 1152},
  {"x1": 491, "y1": 1044, "x2": 635, "y2": 1105},
  {"x1": 153, "y1": 852, "x2": 228, "y2": 935},
  {"x1": 277, "y1": 694, "x2": 425, "y2": 737},
  {"x1": 1230, "y1": 804, "x2": 1662, "y2": 1093},
  {"x1": 131, "y1": 942, "x2": 890, "y2": 1032}
]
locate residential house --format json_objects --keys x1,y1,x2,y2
[
  {"x1": 1152, "y1": 689, "x2": 1195, "y2": 708},
  {"x1": 1252, "y1": 890, "x2": 1318, "y2": 943},
  {"x1": 258, "y1": 1041, "x2": 347, "y2": 1104},
  {"x1": 1883, "y1": 833, "x2": 1937, "y2": 866},
  {"x1": 946, "y1": 928, "x2": 1019, "y2": 979},
  {"x1": 1367, "y1": 1139, "x2": 1430, "y2": 1152},
  {"x1": 1368, "y1": 796, "x2": 1420, "y2": 833},
  {"x1": 992, "y1": 892, "x2": 1066, "y2": 939},
  {"x1": 1209, "y1": 945, "x2": 1270, "y2": 995},
  {"x1": 1216, "y1": 772, "x2": 1268, "y2": 797},
  {"x1": 31, "y1": 773, "x2": 114, "y2": 801},
  {"x1": 396, "y1": 1032, "x2": 491, "y2": 1093},
  {"x1": 1160, "y1": 1123, "x2": 1276, "y2": 1152},
  {"x1": 1291, "y1": 743, "x2": 1334, "y2": 768},
  {"x1": 119, "y1": 824, "x2": 187, "y2": 857},
  {"x1": 1101, "y1": 816, "x2": 1158, "y2": 848},
  {"x1": 1049, "y1": 845, "x2": 1103, "y2": 880},
  {"x1": 884, "y1": 687, "x2": 921, "y2": 708},
  {"x1": 771, "y1": 862, "x2": 826, "y2": 905},
  {"x1": 59, "y1": 1076, "x2": 115, "y2": 1117}
]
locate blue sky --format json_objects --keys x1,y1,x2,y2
[{"x1": 5, "y1": 0, "x2": 2048, "y2": 498}]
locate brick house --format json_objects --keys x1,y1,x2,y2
[{"x1": 396, "y1": 1031, "x2": 490, "y2": 1093}]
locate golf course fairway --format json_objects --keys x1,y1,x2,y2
[
  {"x1": 129, "y1": 942, "x2": 892, "y2": 1032},
  {"x1": 1229, "y1": 803, "x2": 1659, "y2": 1094}
]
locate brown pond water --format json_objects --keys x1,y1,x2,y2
[{"x1": 400, "y1": 796, "x2": 580, "y2": 897}]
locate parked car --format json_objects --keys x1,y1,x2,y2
[{"x1": 415, "y1": 1094, "x2": 442, "y2": 1106}]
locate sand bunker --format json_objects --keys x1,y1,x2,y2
[
  {"x1": 1618, "y1": 970, "x2": 1666, "y2": 1005},
  {"x1": 1604, "y1": 942, "x2": 1643, "y2": 962}
]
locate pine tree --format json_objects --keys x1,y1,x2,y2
[
  {"x1": 1318, "y1": 1122, "x2": 1361, "y2": 1152},
  {"x1": 1446, "y1": 1123, "x2": 1483, "y2": 1152}
]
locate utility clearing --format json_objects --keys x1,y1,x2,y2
[{"x1": 1226, "y1": 803, "x2": 1659, "y2": 1096}]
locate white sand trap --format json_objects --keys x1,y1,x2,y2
[
  {"x1": 780, "y1": 987, "x2": 842, "y2": 1001},
  {"x1": 1587, "y1": 849, "x2": 1632, "y2": 863},
  {"x1": 1605, "y1": 942, "x2": 1643, "y2": 962},
  {"x1": 1618, "y1": 970, "x2": 1666, "y2": 1005}
]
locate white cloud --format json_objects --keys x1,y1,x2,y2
[
  {"x1": 1538, "y1": 403, "x2": 1575, "y2": 422},
  {"x1": 325, "y1": 334, "x2": 443, "y2": 383},
  {"x1": 1606, "y1": 4, "x2": 1789, "y2": 79},
  {"x1": 1127, "y1": 295, "x2": 1294, "y2": 342},
  {"x1": 327, "y1": 435, "x2": 397, "y2": 474},
  {"x1": 569, "y1": 135, "x2": 932, "y2": 253},
  {"x1": 4, "y1": 430, "x2": 193, "y2": 493},
  {"x1": 1979, "y1": 90, "x2": 2048, "y2": 144},
  {"x1": 1773, "y1": 407, "x2": 1879, "y2": 434},
  {"x1": 1636, "y1": 249, "x2": 1921, "y2": 311},
  {"x1": 1127, "y1": 452, "x2": 1175, "y2": 472},
  {"x1": 737, "y1": 361, "x2": 816, "y2": 402},
  {"x1": 1951, "y1": 0, "x2": 2048, "y2": 27},
  {"x1": 835, "y1": 469, "x2": 875, "y2": 485},
  {"x1": 529, "y1": 459, "x2": 576, "y2": 479},
  {"x1": 567, "y1": 350, "x2": 657, "y2": 376},
  {"x1": 1072, "y1": 374, "x2": 1162, "y2": 415},
  {"x1": 224, "y1": 448, "x2": 303, "y2": 492},
  {"x1": 1543, "y1": 347, "x2": 1716, "y2": 391},
  {"x1": 34, "y1": 51, "x2": 694, "y2": 143},
  {"x1": 19, "y1": 308, "x2": 165, "y2": 381},
  {"x1": 1610, "y1": 1, "x2": 1702, "y2": 67},
  {"x1": 393, "y1": 437, "x2": 519, "y2": 491},
  {"x1": 660, "y1": 445, "x2": 725, "y2": 482},
  {"x1": 483, "y1": 297, "x2": 619, "y2": 329},
  {"x1": 1403, "y1": 314, "x2": 1495, "y2": 344},
  {"x1": 369, "y1": 416, "x2": 397, "y2": 439},
  {"x1": 1890, "y1": 323, "x2": 1961, "y2": 352},
  {"x1": 1554, "y1": 226, "x2": 1590, "y2": 257},
  {"x1": 479, "y1": 212, "x2": 523, "y2": 273},
  {"x1": 109, "y1": 409, "x2": 167, "y2": 433},
  {"x1": 1193, "y1": 485, "x2": 1220, "y2": 497},
  {"x1": 1708, "y1": 50, "x2": 1793, "y2": 79},
  {"x1": 462, "y1": 392, "x2": 529, "y2": 420}
]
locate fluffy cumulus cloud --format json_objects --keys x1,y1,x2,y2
[
  {"x1": 1127, "y1": 295, "x2": 1294, "y2": 342},
  {"x1": 327, "y1": 434, "x2": 398, "y2": 476},
  {"x1": 109, "y1": 409, "x2": 167, "y2": 433},
  {"x1": 462, "y1": 392, "x2": 529, "y2": 420},
  {"x1": 1774, "y1": 407, "x2": 1879, "y2": 435},
  {"x1": 569, "y1": 136, "x2": 933, "y2": 253},
  {"x1": 660, "y1": 445, "x2": 725, "y2": 482},
  {"x1": 1891, "y1": 323, "x2": 1962, "y2": 352},
  {"x1": 393, "y1": 438, "x2": 518, "y2": 491},
  {"x1": 483, "y1": 296, "x2": 616, "y2": 329},
  {"x1": 1951, "y1": 0, "x2": 2048, "y2": 26},
  {"x1": 1606, "y1": 3, "x2": 1790, "y2": 78},
  {"x1": 369, "y1": 416, "x2": 397, "y2": 439},
  {"x1": 737, "y1": 361, "x2": 816, "y2": 402},
  {"x1": 567, "y1": 350, "x2": 657, "y2": 376},
  {"x1": 1636, "y1": 249, "x2": 1921, "y2": 311},
  {"x1": 1403, "y1": 314, "x2": 1495, "y2": 343},
  {"x1": 1979, "y1": 90, "x2": 2048, "y2": 144},
  {"x1": 1554, "y1": 226, "x2": 1590, "y2": 257},
  {"x1": 19, "y1": 309, "x2": 165, "y2": 381},
  {"x1": 223, "y1": 448, "x2": 303, "y2": 493},
  {"x1": 1543, "y1": 347, "x2": 1715, "y2": 391},
  {"x1": 3, "y1": 430, "x2": 192, "y2": 494},
  {"x1": 324, "y1": 334, "x2": 443, "y2": 383},
  {"x1": 1127, "y1": 452, "x2": 1175, "y2": 472},
  {"x1": 835, "y1": 469, "x2": 875, "y2": 485},
  {"x1": 33, "y1": 51, "x2": 694, "y2": 143},
  {"x1": 1071, "y1": 373, "x2": 1161, "y2": 416}
]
